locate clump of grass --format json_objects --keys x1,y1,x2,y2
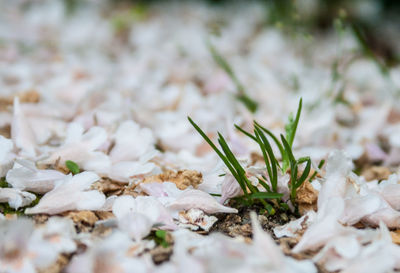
[
  {"x1": 189, "y1": 98, "x2": 316, "y2": 214},
  {"x1": 207, "y1": 41, "x2": 258, "y2": 113},
  {"x1": 188, "y1": 117, "x2": 282, "y2": 215}
]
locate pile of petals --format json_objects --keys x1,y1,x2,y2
[{"x1": 1, "y1": 1, "x2": 400, "y2": 272}]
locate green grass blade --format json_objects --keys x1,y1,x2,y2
[
  {"x1": 188, "y1": 117, "x2": 226, "y2": 161},
  {"x1": 217, "y1": 134, "x2": 260, "y2": 194},
  {"x1": 249, "y1": 192, "x2": 283, "y2": 199},
  {"x1": 285, "y1": 98, "x2": 302, "y2": 147},
  {"x1": 254, "y1": 121, "x2": 283, "y2": 153},
  {"x1": 208, "y1": 41, "x2": 258, "y2": 113},
  {"x1": 254, "y1": 121, "x2": 286, "y2": 171},
  {"x1": 258, "y1": 178, "x2": 272, "y2": 192},
  {"x1": 217, "y1": 133, "x2": 245, "y2": 176},
  {"x1": 244, "y1": 176, "x2": 260, "y2": 194},
  {"x1": 296, "y1": 157, "x2": 312, "y2": 188},
  {"x1": 281, "y1": 134, "x2": 298, "y2": 202},
  {"x1": 188, "y1": 117, "x2": 245, "y2": 193},
  {"x1": 217, "y1": 134, "x2": 250, "y2": 194},
  {"x1": 280, "y1": 134, "x2": 296, "y2": 163},
  {"x1": 255, "y1": 127, "x2": 278, "y2": 192},
  {"x1": 309, "y1": 159, "x2": 325, "y2": 181},
  {"x1": 208, "y1": 41, "x2": 237, "y2": 84},
  {"x1": 236, "y1": 94, "x2": 258, "y2": 113},
  {"x1": 297, "y1": 156, "x2": 309, "y2": 164},
  {"x1": 254, "y1": 129, "x2": 273, "y2": 189},
  {"x1": 234, "y1": 124, "x2": 257, "y2": 141}
]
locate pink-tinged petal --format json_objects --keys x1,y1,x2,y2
[
  {"x1": 67, "y1": 231, "x2": 151, "y2": 273},
  {"x1": 274, "y1": 210, "x2": 316, "y2": 238},
  {"x1": 313, "y1": 235, "x2": 361, "y2": 272},
  {"x1": 11, "y1": 98, "x2": 36, "y2": 157},
  {"x1": 39, "y1": 123, "x2": 109, "y2": 173},
  {"x1": 340, "y1": 194, "x2": 384, "y2": 225},
  {"x1": 317, "y1": 150, "x2": 353, "y2": 209},
  {"x1": 112, "y1": 195, "x2": 177, "y2": 240},
  {"x1": 362, "y1": 206, "x2": 400, "y2": 228},
  {"x1": 28, "y1": 117, "x2": 67, "y2": 145},
  {"x1": 0, "y1": 136, "x2": 15, "y2": 177},
  {"x1": 167, "y1": 189, "x2": 238, "y2": 214},
  {"x1": 293, "y1": 197, "x2": 346, "y2": 253},
  {"x1": 219, "y1": 174, "x2": 243, "y2": 204},
  {"x1": 0, "y1": 188, "x2": 36, "y2": 209},
  {"x1": 138, "y1": 182, "x2": 183, "y2": 207},
  {"x1": 226, "y1": 124, "x2": 248, "y2": 156},
  {"x1": 118, "y1": 212, "x2": 153, "y2": 241},
  {"x1": 109, "y1": 120, "x2": 156, "y2": 163},
  {"x1": 135, "y1": 196, "x2": 176, "y2": 229},
  {"x1": 178, "y1": 209, "x2": 218, "y2": 232},
  {"x1": 251, "y1": 211, "x2": 317, "y2": 273},
  {"x1": 250, "y1": 212, "x2": 285, "y2": 265},
  {"x1": 108, "y1": 161, "x2": 156, "y2": 183},
  {"x1": 99, "y1": 196, "x2": 117, "y2": 211},
  {"x1": 365, "y1": 143, "x2": 388, "y2": 162},
  {"x1": 378, "y1": 183, "x2": 400, "y2": 210},
  {"x1": 112, "y1": 195, "x2": 136, "y2": 219},
  {"x1": 339, "y1": 223, "x2": 400, "y2": 273},
  {"x1": 25, "y1": 171, "x2": 105, "y2": 214},
  {"x1": 6, "y1": 159, "x2": 67, "y2": 194},
  {"x1": 0, "y1": 219, "x2": 36, "y2": 273}
]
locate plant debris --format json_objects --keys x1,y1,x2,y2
[{"x1": 1, "y1": 1, "x2": 400, "y2": 272}]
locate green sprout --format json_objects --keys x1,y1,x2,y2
[
  {"x1": 238, "y1": 98, "x2": 303, "y2": 173},
  {"x1": 188, "y1": 117, "x2": 282, "y2": 214},
  {"x1": 189, "y1": 98, "x2": 315, "y2": 214},
  {"x1": 65, "y1": 160, "x2": 80, "y2": 175},
  {"x1": 154, "y1": 230, "x2": 170, "y2": 248},
  {"x1": 237, "y1": 99, "x2": 311, "y2": 209},
  {"x1": 309, "y1": 159, "x2": 325, "y2": 182},
  {"x1": 207, "y1": 41, "x2": 258, "y2": 113}
]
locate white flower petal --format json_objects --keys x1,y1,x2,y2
[
  {"x1": 168, "y1": 189, "x2": 238, "y2": 214},
  {"x1": 6, "y1": 159, "x2": 66, "y2": 194},
  {"x1": 0, "y1": 188, "x2": 36, "y2": 209},
  {"x1": 25, "y1": 171, "x2": 104, "y2": 214},
  {"x1": 11, "y1": 97, "x2": 37, "y2": 157}
]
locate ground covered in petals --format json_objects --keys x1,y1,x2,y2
[{"x1": 1, "y1": 1, "x2": 400, "y2": 272}]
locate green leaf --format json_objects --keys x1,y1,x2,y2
[
  {"x1": 217, "y1": 133, "x2": 251, "y2": 194},
  {"x1": 296, "y1": 157, "x2": 312, "y2": 188},
  {"x1": 255, "y1": 126, "x2": 278, "y2": 192},
  {"x1": 285, "y1": 98, "x2": 302, "y2": 148},
  {"x1": 65, "y1": 160, "x2": 80, "y2": 175},
  {"x1": 280, "y1": 134, "x2": 296, "y2": 163},
  {"x1": 309, "y1": 159, "x2": 325, "y2": 181},
  {"x1": 155, "y1": 230, "x2": 167, "y2": 239},
  {"x1": 254, "y1": 121, "x2": 287, "y2": 171},
  {"x1": 188, "y1": 117, "x2": 248, "y2": 195},
  {"x1": 188, "y1": 117, "x2": 225, "y2": 160},
  {"x1": 234, "y1": 124, "x2": 257, "y2": 141},
  {"x1": 236, "y1": 94, "x2": 258, "y2": 113},
  {"x1": 254, "y1": 129, "x2": 273, "y2": 190},
  {"x1": 217, "y1": 133, "x2": 246, "y2": 177},
  {"x1": 155, "y1": 230, "x2": 170, "y2": 248},
  {"x1": 249, "y1": 192, "x2": 283, "y2": 199},
  {"x1": 297, "y1": 156, "x2": 309, "y2": 164},
  {"x1": 207, "y1": 41, "x2": 258, "y2": 113},
  {"x1": 258, "y1": 178, "x2": 272, "y2": 192}
]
